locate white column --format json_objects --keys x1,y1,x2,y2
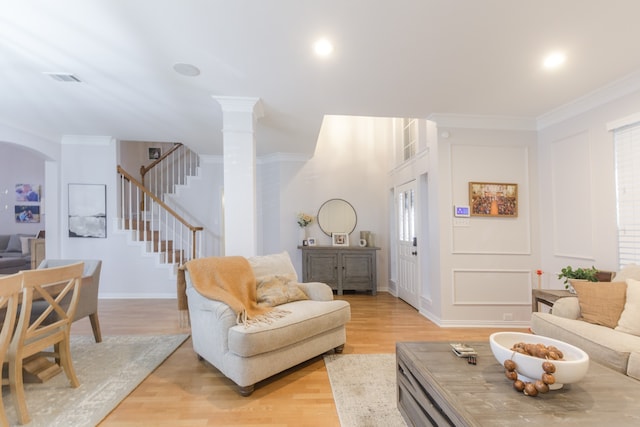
[{"x1": 213, "y1": 96, "x2": 263, "y2": 257}]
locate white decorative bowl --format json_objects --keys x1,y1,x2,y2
[{"x1": 489, "y1": 332, "x2": 589, "y2": 390}]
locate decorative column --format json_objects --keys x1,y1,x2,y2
[{"x1": 213, "y1": 96, "x2": 263, "y2": 257}]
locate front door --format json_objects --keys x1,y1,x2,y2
[{"x1": 397, "y1": 180, "x2": 420, "y2": 309}]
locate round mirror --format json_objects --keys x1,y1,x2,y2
[{"x1": 317, "y1": 199, "x2": 357, "y2": 237}]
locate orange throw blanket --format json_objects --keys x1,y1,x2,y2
[{"x1": 183, "y1": 256, "x2": 274, "y2": 325}]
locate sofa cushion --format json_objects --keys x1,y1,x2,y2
[
  {"x1": 19, "y1": 236, "x2": 31, "y2": 255},
  {"x1": 615, "y1": 278, "x2": 640, "y2": 336},
  {"x1": 0, "y1": 235, "x2": 10, "y2": 251},
  {"x1": 613, "y1": 263, "x2": 640, "y2": 282},
  {"x1": 572, "y1": 280, "x2": 627, "y2": 328},
  {"x1": 531, "y1": 311, "x2": 640, "y2": 374},
  {"x1": 256, "y1": 275, "x2": 308, "y2": 307},
  {"x1": 550, "y1": 296, "x2": 580, "y2": 320},
  {"x1": 228, "y1": 299, "x2": 350, "y2": 357},
  {"x1": 628, "y1": 352, "x2": 640, "y2": 381},
  {"x1": 6, "y1": 234, "x2": 23, "y2": 252},
  {"x1": 0, "y1": 258, "x2": 25, "y2": 269},
  {"x1": 247, "y1": 251, "x2": 298, "y2": 282}
]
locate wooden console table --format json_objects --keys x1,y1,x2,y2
[
  {"x1": 531, "y1": 289, "x2": 574, "y2": 312},
  {"x1": 299, "y1": 246, "x2": 379, "y2": 295}
]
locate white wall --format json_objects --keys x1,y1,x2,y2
[
  {"x1": 270, "y1": 115, "x2": 393, "y2": 287},
  {"x1": 537, "y1": 89, "x2": 640, "y2": 287},
  {"x1": 1, "y1": 129, "x2": 60, "y2": 252},
  {"x1": 5, "y1": 83, "x2": 637, "y2": 321},
  {"x1": 422, "y1": 125, "x2": 539, "y2": 327},
  {"x1": 59, "y1": 136, "x2": 179, "y2": 298},
  {"x1": 0, "y1": 143, "x2": 46, "y2": 235},
  {"x1": 113, "y1": 114, "x2": 394, "y2": 293}
]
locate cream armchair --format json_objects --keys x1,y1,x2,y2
[
  {"x1": 184, "y1": 251, "x2": 350, "y2": 396},
  {"x1": 37, "y1": 259, "x2": 103, "y2": 342}
]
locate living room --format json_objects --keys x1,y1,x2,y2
[
  {"x1": 1, "y1": 87, "x2": 633, "y2": 328},
  {"x1": 1, "y1": 0, "x2": 639, "y2": 326},
  {"x1": 3, "y1": 1, "x2": 640, "y2": 424}
]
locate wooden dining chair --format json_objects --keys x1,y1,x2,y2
[
  {"x1": 6, "y1": 262, "x2": 84, "y2": 425},
  {"x1": 0, "y1": 273, "x2": 23, "y2": 427}
]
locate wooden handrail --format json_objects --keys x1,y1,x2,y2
[{"x1": 117, "y1": 165, "x2": 203, "y2": 234}]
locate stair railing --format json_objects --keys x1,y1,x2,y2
[
  {"x1": 140, "y1": 143, "x2": 199, "y2": 205},
  {"x1": 117, "y1": 165, "x2": 203, "y2": 264}
]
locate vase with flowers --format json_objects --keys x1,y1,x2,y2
[{"x1": 297, "y1": 212, "x2": 314, "y2": 243}]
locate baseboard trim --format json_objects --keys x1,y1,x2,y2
[{"x1": 99, "y1": 293, "x2": 177, "y2": 299}]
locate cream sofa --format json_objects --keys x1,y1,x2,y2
[
  {"x1": 531, "y1": 266, "x2": 640, "y2": 380},
  {"x1": 184, "y1": 251, "x2": 351, "y2": 396}
]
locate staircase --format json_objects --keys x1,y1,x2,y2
[{"x1": 116, "y1": 144, "x2": 203, "y2": 272}]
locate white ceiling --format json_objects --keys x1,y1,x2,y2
[{"x1": 3, "y1": 0, "x2": 640, "y2": 156}]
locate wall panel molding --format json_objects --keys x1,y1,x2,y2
[
  {"x1": 452, "y1": 269, "x2": 531, "y2": 305},
  {"x1": 550, "y1": 131, "x2": 595, "y2": 259},
  {"x1": 450, "y1": 144, "x2": 531, "y2": 254}
]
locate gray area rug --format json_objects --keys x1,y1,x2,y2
[
  {"x1": 324, "y1": 353, "x2": 407, "y2": 427},
  {"x1": 2, "y1": 334, "x2": 189, "y2": 427}
]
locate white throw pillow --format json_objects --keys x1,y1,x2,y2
[
  {"x1": 613, "y1": 264, "x2": 640, "y2": 282},
  {"x1": 615, "y1": 278, "x2": 640, "y2": 336},
  {"x1": 6, "y1": 234, "x2": 22, "y2": 252},
  {"x1": 19, "y1": 236, "x2": 31, "y2": 255},
  {"x1": 247, "y1": 251, "x2": 298, "y2": 282}
]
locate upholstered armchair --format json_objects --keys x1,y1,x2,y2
[
  {"x1": 183, "y1": 251, "x2": 350, "y2": 396},
  {"x1": 37, "y1": 259, "x2": 103, "y2": 342}
]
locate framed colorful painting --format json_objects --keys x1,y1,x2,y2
[{"x1": 469, "y1": 182, "x2": 518, "y2": 217}]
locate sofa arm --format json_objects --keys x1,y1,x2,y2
[
  {"x1": 185, "y1": 271, "x2": 237, "y2": 321},
  {"x1": 551, "y1": 296, "x2": 580, "y2": 319},
  {"x1": 297, "y1": 282, "x2": 334, "y2": 301},
  {"x1": 186, "y1": 285, "x2": 238, "y2": 360}
]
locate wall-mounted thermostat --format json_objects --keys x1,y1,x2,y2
[{"x1": 454, "y1": 205, "x2": 470, "y2": 217}]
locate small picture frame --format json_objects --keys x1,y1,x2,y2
[
  {"x1": 15, "y1": 183, "x2": 40, "y2": 202},
  {"x1": 307, "y1": 237, "x2": 316, "y2": 246},
  {"x1": 15, "y1": 205, "x2": 40, "y2": 223},
  {"x1": 148, "y1": 147, "x2": 161, "y2": 160},
  {"x1": 332, "y1": 232, "x2": 349, "y2": 247}
]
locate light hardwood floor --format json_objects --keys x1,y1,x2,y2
[{"x1": 68, "y1": 293, "x2": 527, "y2": 426}]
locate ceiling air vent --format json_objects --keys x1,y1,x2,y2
[{"x1": 43, "y1": 72, "x2": 82, "y2": 83}]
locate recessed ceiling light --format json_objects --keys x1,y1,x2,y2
[
  {"x1": 543, "y1": 52, "x2": 566, "y2": 69},
  {"x1": 173, "y1": 63, "x2": 201, "y2": 77},
  {"x1": 313, "y1": 38, "x2": 334, "y2": 57}
]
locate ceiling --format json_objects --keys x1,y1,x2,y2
[{"x1": 3, "y1": 0, "x2": 640, "y2": 156}]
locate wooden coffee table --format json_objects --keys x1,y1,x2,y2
[{"x1": 397, "y1": 341, "x2": 640, "y2": 426}]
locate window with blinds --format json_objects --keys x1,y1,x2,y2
[{"x1": 614, "y1": 122, "x2": 640, "y2": 268}]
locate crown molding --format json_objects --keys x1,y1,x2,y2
[
  {"x1": 428, "y1": 113, "x2": 537, "y2": 131},
  {"x1": 537, "y1": 70, "x2": 640, "y2": 130},
  {"x1": 61, "y1": 135, "x2": 113, "y2": 145}
]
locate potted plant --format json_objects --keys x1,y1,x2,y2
[{"x1": 557, "y1": 265, "x2": 599, "y2": 292}]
